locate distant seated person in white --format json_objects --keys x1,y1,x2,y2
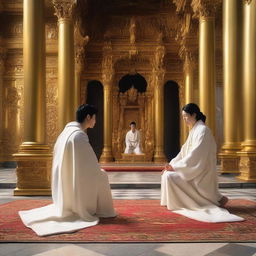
[
  {"x1": 161, "y1": 103, "x2": 244, "y2": 223},
  {"x1": 19, "y1": 104, "x2": 116, "y2": 236},
  {"x1": 124, "y1": 121, "x2": 142, "y2": 154}
]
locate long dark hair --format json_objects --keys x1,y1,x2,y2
[{"x1": 182, "y1": 103, "x2": 206, "y2": 123}]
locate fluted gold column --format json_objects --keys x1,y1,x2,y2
[
  {"x1": 74, "y1": 28, "x2": 88, "y2": 111},
  {"x1": 53, "y1": 0, "x2": 76, "y2": 131},
  {"x1": 199, "y1": 18, "x2": 215, "y2": 134},
  {"x1": 238, "y1": 0, "x2": 256, "y2": 181},
  {"x1": 13, "y1": 0, "x2": 51, "y2": 196},
  {"x1": 74, "y1": 47, "x2": 84, "y2": 111},
  {"x1": 0, "y1": 47, "x2": 5, "y2": 163},
  {"x1": 182, "y1": 53, "x2": 195, "y2": 143},
  {"x1": 100, "y1": 42, "x2": 114, "y2": 163},
  {"x1": 184, "y1": 54, "x2": 194, "y2": 105},
  {"x1": 192, "y1": 1, "x2": 221, "y2": 135},
  {"x1": 153, "y1": 70, "x2": 167, "y2": 162},
  {"x1": 219, "y1": 0, "x2": 243, "y2": 174},
  {"x1": 100, "y1": 83, "x2": 114, "y2": 162}
]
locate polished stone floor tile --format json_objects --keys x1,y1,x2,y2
[
  {"x1": 33, "y1": 245, "x2": 106, "y2": 256},
  {"x1": 156, "y1": 243, "x2": 227, "y2": 256},
  {"x1": 205, "y1": 243, "x2": 256, "y2": 256}
]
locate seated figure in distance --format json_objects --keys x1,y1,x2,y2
[{"x1": 124, "y1": 121, "x2": 142, "y2": 154}]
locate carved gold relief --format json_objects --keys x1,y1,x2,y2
[
  {"x1": 238, "y1": 153, "x2": 256, "y2": 181},
  {"x1": 2, "y1": 53, "x2": 24, "y2": 161},
  {"x1": 46, "y1": 71, "x2": 58, "y2": 148},
  {"x1": 52, "y1": 0, "x2": 76, "y2": 20},
  {"x1": 244, "y1": 0, "x2": 253, "y2": 4},
  {"x1": 191, "y1": 0, "x2": 222, "y2": 18},
  {"x1": 219, "y1": 153, "x2": 240, "y2": 174},
  {"x1": 46, "y1": 23, "x2": 58, "y2": 40},
  {"x1": 14, "y1": 157, "x2": 52, "y2": 195}
]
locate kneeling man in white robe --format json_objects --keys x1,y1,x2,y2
[
  {"x1": 124, "y1": 121, "x2": 142, "y2": 154},
  {"x1": 19, "y1": 104, "x2": 116, "y2": 236},
  {"x1": 161, "y1": 103, "x2": 243, "y2": 223}
]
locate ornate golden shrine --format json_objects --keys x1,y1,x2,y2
[{"x1": 112, "y1": 85, "x2": 154, "y2": 162}]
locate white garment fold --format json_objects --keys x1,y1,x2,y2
[
  {"x1": 161, "y1": 120, "x2": 244, "y2": 223},
  {"x1": 19, "y1": 122, "x2": 116, "y2": 236}
]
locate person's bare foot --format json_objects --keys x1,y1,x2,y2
[{"x1": 219, "y1": 196, "x2": 229, "y2": 208}]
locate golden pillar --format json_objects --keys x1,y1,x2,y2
[
  {"x1": 74, "y1": 46, "x2": 84, "y2": 111},
  {"x1": 219, "y1": 0, "x2": 243, "y2": 174},
  {"x1": 238, "y1": 0, "x2": 256, "y2": 181},
  {"x1": 100, "y1": 83, "x2": 114, "y2": 162},
  {"x1": 100, "y1": 42, "x2": 114, "y2": 162},
  {"x1": 53, "y1": 0, "x2": 76, "y2": 131},
  {"x1": 74, "y1": 28, "x2": 88, "y2": 111},
  {"x1": 184, "y1": 54, "x2": 194, "y2": 105},
  {"x1": 199, "y1": 18, "x2": 215, "y2": 135},
  {"x1": 13, "y1": 0, "x2": 51, "y2": 196},
  {"x1": 153, "y1": 70, "x2": 166, "y2": 162},
  {"x1": 153, "y1": 43, "x2": 166, "y2": 162},
  {"x1": 192, "y1": 0, "x2": 221, "y2": 135},
  {"x1": 183, "y1": 53, "x2": 195, "y2": 143},
  {"x1": 175, "y1": 11, "x2": 196, "y2": 145}
]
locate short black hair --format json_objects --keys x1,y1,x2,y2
[
  {"x1": 130, "y1": 121, "x2": 136, "y2": 126},
  {"x1": 76, "y1": 104, "x2": 98, "y2": 123},
  {"x1": 182, "y1": 103, "x2": 206, "y2": 123}
]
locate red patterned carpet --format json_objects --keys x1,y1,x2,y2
[
  {"x1": 0, "y1": 199, "x2": 255, "y2": 242},
  {"x1": 101, "y1": 165, "x2": 163, "y2": 172}
]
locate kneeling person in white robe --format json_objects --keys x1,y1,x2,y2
[
  {"x1": 19, "y1": 104, "x2": 116, "y2": 236},
  {"x1": 124, "y1": 121, "x2": 142, "y2": 154},
  {"x1": 161, "y1": 103, "x2": 243, "y2": 223}
]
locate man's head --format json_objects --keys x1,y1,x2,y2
[
  {"x1": 130, "y1": 121, "x2": 136, "y2": 132},
  {"x1": 76, "y1": 104, "x2": 97, "y2": 129}
]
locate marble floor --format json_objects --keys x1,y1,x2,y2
[{"x1": 0, "y1": 168, "x2": 256, "y2": 256}]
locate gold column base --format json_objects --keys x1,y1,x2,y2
[
  {"x1": 218, "y1": 152, "x2": 240, "y2": 174},
  {"x1": 100, "y1": 147, "x2": 113, "y2": 163},
  {"x1": 153, "y1": 150, "x2": 167, "y2": 163},
  {"x1": 14, "y1": 188, "x2": 51, "y2": 196},
  {"x1": 13, "y1": 143, "x2": 52, "y2": 196},
  {"x1": 237, "y1": 151, "x2": 256, "y2": 182}
]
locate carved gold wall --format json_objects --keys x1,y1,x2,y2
[
  {"x1": 1, "y1": 14, "x2": 59, "y2": 162},
  {"x1": 0, "y1": 0, "x2": 226, "y2": 165}
]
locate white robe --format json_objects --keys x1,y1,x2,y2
[
  {"x1": 19, "y1": 122, "x2": 116, "y2": 236},
  {"x1": 124, "y1": 130, "x2": 142, "y2": 154},
  {"x1": 161, "y1": 120, "x2": 244, "y2": 223}
]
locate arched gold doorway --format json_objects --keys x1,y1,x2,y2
[{"x1": 112, "y1": 73, "x2": 154, "y2": 162}]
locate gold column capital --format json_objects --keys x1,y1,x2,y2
[
  {"x1": 74, "y1": 26, "x2": 88, "y2": 71},
  {"x1": 153, "y1": 69, "x2": 165, "y2": 89},
  {"x1": 244, "y1": 0, "x2": 253, "y2": 4},
  {"x1": 152, "y1": 44, "x2": 165, "y2": 71},
  {"x1": 191, "y1": 0, "x2": 222, "y2": 18},
  {"x1": 172, "y1": 0, "x2": 191, "y2": 13},
  {"x1": 75, "y1": 46, "x2": 85, "y2": 72},
  {"x1": 179, "y1": 48, "x2": 197, "y2": 72},
  {"x1": 52, "y1": 0, "x2": 76, "y2": 21},
  {"x1": 102, "y1": 42, "x2": 114, "y2": 85}
]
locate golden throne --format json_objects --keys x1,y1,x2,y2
[{"x1": 112, "y1": 86, "x2": 154, "y2": 162}]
